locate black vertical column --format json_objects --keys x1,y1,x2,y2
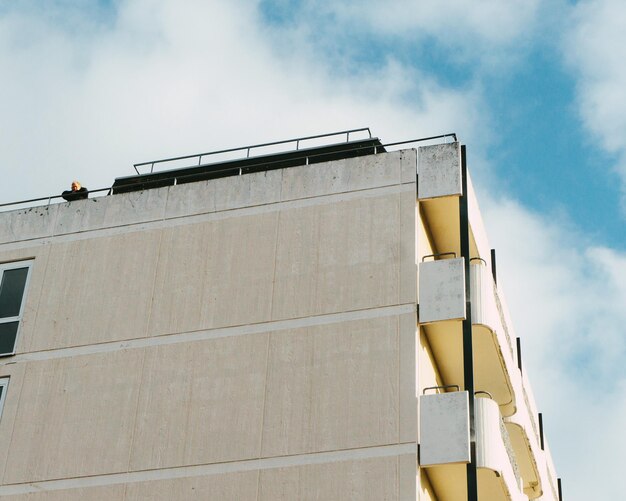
[
  {"x1": 490, "y1": 248, "x2": 497, "y2": 286},
  {"x1": 516, "y1": 337, "x2": 523, "y2": 375},
  {"x1": 460, "y1": 145, "x2": 478, "y2": 501}
]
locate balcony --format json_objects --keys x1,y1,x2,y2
[
  {"x1": 504, "y1": 370, "x2": 545, "y2": 498},
  {"x1": 419, "y1": 391, "x2": 527, "y2": 501},
  {"x1": 417, "y1": 141, "x2": 550, "y2": 499},
  {"x1": 470, "y1": 260, "x2": 520, "y2": 417},
  {"x1": 418, "y1": 258, "x2": 520, "y2": 416},
  {"x1": 537, "y1": 440, "x2": 561, "y2": 501},
  {"x1": 475, "y1": 396, "x2": 527, "y2": 501},
  {"x1": 418, "y1": 142, "x2": 463, "y2": 259}
]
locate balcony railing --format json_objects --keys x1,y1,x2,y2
[
  {"x1": 419, "y1": 390, "x2": 528, "y2": 501},
  {"x1": 500, "y1": 413, "x2": 523, "y2": 489},
  {"x1": 475, "y1": 396, "x2": 526, "y2": 501},
  {"x1": 504, "y1": 369, "x2": 544, "y2": 498},
  {"x1": 542, "y1": 440, "x2": 560, "y2": 501}
]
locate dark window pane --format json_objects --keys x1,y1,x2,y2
[
  {"x1": 0, "y1": 385, "x2": 3, "y2": 400},
  {"x1": 0, "y1": 267, "x2": 28, "y2": 318},
  {"x1": 0, "y1": 321, "x2": 18, "y2": 355}
]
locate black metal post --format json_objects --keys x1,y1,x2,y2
[
  {"x1": 516, "y1": 337, "x2": 523, "y2": 375},
  {"x1": 460, "y1": 145, "x2": 478, "y2": 501}
]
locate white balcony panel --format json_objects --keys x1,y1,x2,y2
[
  {"x1": 470, "y1": 262, "x2": 498, "y2": 327},
  {"x1": 505, "y1": 370, "x2": 544, "y2": 499},
  {"x1": 419, "y1": 391, "x2": 470, "y2": 466},
  {"x1": 476, "y1": 397, "x2": 528, "y2": 501},
  {"x1": 418, "y1": 258, "x2": 466, "y2": 324},
  {"x1": 418, "y1": 142, "x2": 462, "y2": 200},
  {"x1": 470, "y1": 262, "x2": 518, "y2": 416},
  {"x1": 420, "y1": 393, "x2": 529, "y2": 501},
  {"x1": 476, "y1": 398, "x2": 517, "y2": 474}
]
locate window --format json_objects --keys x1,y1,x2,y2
[
  {"x1": 0, "y1": 261, "x2": 32, "y2": 356},
  {"x1": 0, "y1": 379, "x2": 7, "y2": 418}
]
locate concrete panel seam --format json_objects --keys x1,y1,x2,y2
[
  {"x1": 0, "y1": 443, "x2": 418, "y2": 496},
  {"x1": 267, "y1": 211, "x2": 281, "y2": 330},
  {"x1": 25, "y1": 246, "x2": 52, "y2": 353},
  {"x1": 49, "y1": 201, "x2": 61, "y2": 238},
  {"x1": 256, "y1": 331, "x2": 272, "y2": 491},
  {"x1": 1, "y1": 304, "x2": 417, "y2": 365},
  {"x1": 0, "y1": 184, "x2": 415, "y2": 253},
  {"x1": 125, "y1": 347, "x2": 148, "y2": 475},
  {"x1": 397, "y1": 315, "x2": 400, "y2": 444},
  {"x1": 144, "y1": 229, "x2": 165, "y2": 341},
  {"x1": 0, "y1": 368, "x2": 26, "y2": 485}
]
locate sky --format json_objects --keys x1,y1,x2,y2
[{"x1": 0, "y1": 0, "x2": 625, "y2": 499}]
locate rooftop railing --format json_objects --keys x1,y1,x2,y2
[
  {"x1": 0, "y1": 130, "x2": 457, "y2": 212},
  {"x1": 132, "y1": 127, "x2": 375, "y2": 175}
]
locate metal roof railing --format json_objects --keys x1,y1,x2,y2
[
  {"x1": 0, "y1": 188, "x2": 113, "y2": 210},
  {"x1": 0, "y1": 131, "x2": 457, "y2": 212},
  {"x1": 132, "y1": 127, "x2": 374, "y2": 175}
]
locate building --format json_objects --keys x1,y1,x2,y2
[{"x1": 0, "y1": 129, "x2": 561, "y2": 500}]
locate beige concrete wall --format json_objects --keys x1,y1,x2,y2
[
  {"x1": 4, "y1": 349, "x2": 144, "y2": 484},
  {"x1": 0, "y1": 316, "x2": 412, "y2": 484},
  {"x1": 0, "y1": 455, "x2": 417, "y2": 500},
  {"x1": 148, "y1": 212, "x2": 278, "y2": 337},
  {"x1": 125, "y1": 471, "x2": 258, "y2": 501},
  {"x1": 0, "y1": 150, "x2": 416, "y2": 245},
  {"x1": 258, "y1": 455, "x2": 416, "y2": 501},
  {"x1": 0, "y1": 150, "x2": 419, "y2": 499},
  {"x1": 0, "y1": 485, "x2": 126, "y2": 501},
  {"x1": 0, "y1": 152, "x2": 417, "y2": 353},
  {"x1": 129, "y1": 332, "x2": 269, "y2": 471},
  {"x1": 28, "y1": 230, "x2": 162, "y2": 351},
  {"x1": 5, "y1": 190, "x2": 413, "y2": 352}
]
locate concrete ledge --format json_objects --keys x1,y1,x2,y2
[
  {"x1": 281, "y1": 150, "x2": 413, "y2": 201},
  {"x1": 0, "y1": 205, "x2": 58, "y2": 245},
  {"x1": 0, "y1": 150, "x2": 417, "y2": 244},
  {"x1": 165, "y1": 170, "x2": 283, "y2": 219},
  {"x1": 54, "y1": 188, "x2": 168, "y2": 235}
]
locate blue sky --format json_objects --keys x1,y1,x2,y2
[
  {"x1": 260, "y1": 0, "x2": 625, "y2": 250},
  {"x1": 1, "y1": 1, "x2": 625, "y2": 499}
]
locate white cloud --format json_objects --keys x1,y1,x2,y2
[
  {"x1": 0, "y1": 0, "x2": 482, "y2": 205},
  {"x1": 484, "y1": 195, "x2": 626, "y2": 382},
  {"x1": 279, "y1": 0, "x2": 544, "y2": 70},
  {"x1": 482, "y1": 195, "x2": 626, "y2": 499},
  {"x1": 566, "y1": 0, "x2": 626, "y2": 203},
  {"x1": 0, "y1": 1, "x2": 623, "y2": 499},
  {"x1": 332, "y1": 0, "x2": 541, "y2": 43}
]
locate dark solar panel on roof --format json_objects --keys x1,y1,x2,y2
[{"x1": 111, "y1": 138, "x2": 386, "y2": 195}]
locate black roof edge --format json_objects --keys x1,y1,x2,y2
[{"x1": 111, "y1": 138, "x2": 386, "y2": 194}]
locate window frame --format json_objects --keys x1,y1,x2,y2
[
  {"x1": 0, "y1": 260, "x2": 33, "y2": 357},
  {"x1": 0, "y1": 378, "x2": 8, "y2": 418}
]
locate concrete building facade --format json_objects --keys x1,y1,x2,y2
[{"x1": 0, "y1": 133, "x2": 560, "y2": 500}]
